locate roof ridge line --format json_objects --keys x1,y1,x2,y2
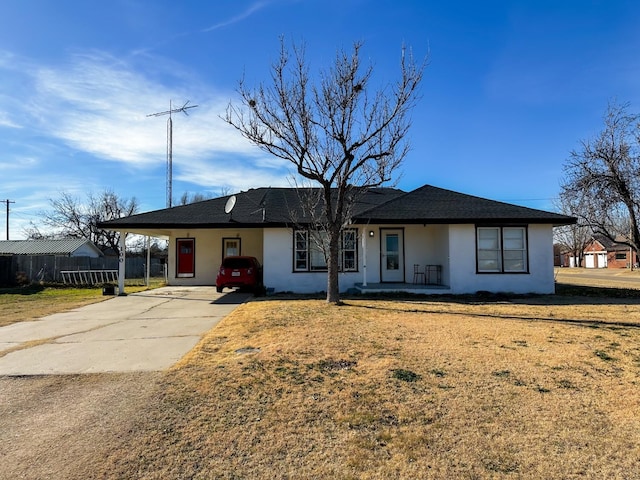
[{"x1": 355, "y1": 186, "x2": 413, "y2": 216}]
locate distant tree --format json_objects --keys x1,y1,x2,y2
[
  {"x1": 553, "y1": 195, "x2": 591, "y2": 267},
  {"x1": 178, "y1": 191, "x2": 212, "y2": 205},
  {"x1": 127, "y1": 236, "x2": 168, "y2": 256},
  {"x1": 30, "y1": 190, "x2": 138, "y2": 256},
  {"x1": 22, "y1": 226, "x2": 56, "y2": 240},
  {"x1": 177, "y1": 188, "x2": 233, "y2": 205},
  {"x1": 225, "y1": 39, "x2": 425, "y2": 303},
  {"x1": 560, "y1": 101, "x2": 640, "y2": 258}
]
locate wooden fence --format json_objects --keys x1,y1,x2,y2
[{"x1": 0, "y1": 255, "x2": 165, "y2": 286}]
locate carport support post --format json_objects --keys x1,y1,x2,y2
[
  {"x1": 362, "y1": 230, "x2": 368, "y2": 287},
  {"x1": 118, "y1": 232, "x2": 126, "y2": 295},
  {"x1": 145, "y1": 236, "x2": 151, "y2": 286}
]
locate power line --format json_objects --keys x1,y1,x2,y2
[{"x1": 2, "y1": 199, "x2": 15, "y2": 240}]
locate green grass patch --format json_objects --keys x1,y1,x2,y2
[
  {"x1": 0, "y1": 280, "x2": 165, "y2": 327},
  {"x1": 594, "y1": 350, "x2": 617, "y2": 362},
  {"x1": 391, "y1": 368, "x2": 421, "y2": 382}
]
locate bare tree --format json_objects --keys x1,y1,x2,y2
[
  {"x1": 553, "y1": 194, "x2": 591, "y2": 267},
  {"x1": 29, "y1": 190, "x2": 138, "y2": 256},
  {"x1": 178, "y1": 188, "x2": 233, "y2": 205},
  {"x1": 560, "y1": 101, "x2": 640, "y2": 258},
  {"x1": 178, "y1": 191, "x2": 212, "y2": 205},
  {"x1": 225, "y1": 39, "x2": 425, "y2": 303}
]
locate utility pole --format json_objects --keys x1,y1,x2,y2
[
  {"x1": 2, "y1": 199, "x2": 15, "y2": 240},
  {"x1": 147, "y1": 100, "x2": 198, "y2": 208}
]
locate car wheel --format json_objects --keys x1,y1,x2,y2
[{"x1": 216, "y1": 286, "x2": 223, "y2": 293}]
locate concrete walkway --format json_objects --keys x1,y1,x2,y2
[{"x1": 0, "y1": 287, "x2": 251, "y2": 375}]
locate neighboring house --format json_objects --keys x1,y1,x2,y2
[
  {"x1": 554, "y1": 244, "x2": 568, "y2": 267},
  {"x1": 0, "y1": 238, "x2": 103, "y2": 257},
  {"x1": 0, "y1": 238, "x2": 104, "y2": 285},
  {"x1": 98, "y1": 184, "x2": 575, "y2": 295},
  {"x1": 583, "y1": 235, "x2": 638, "y2": 269},
  {"x1": 554, "y1": 244, "x2": 580, "y2": 268}
]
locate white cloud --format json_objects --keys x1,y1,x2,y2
[
  {"x1": 175, "y1": 154, "x2": 293, "y2": 192},
  {"x1": 0, "y1": 48, "x2": 299, "y2": 238},
  {"x1": 10, "y1": 51, "x2": 268, "y2": 169},
  {"x1": 29, "y1": 54, "x2": 176, "y2": 165},
  {"x1": 0, "y1": 111, "x2": 21, "y2": 128},
  {"x1": 202, "y1": 1, "x2": 268, "y2": 32}
]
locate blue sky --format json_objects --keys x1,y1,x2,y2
[{"x1": 1, "y1": 1, "x2": 639, "y2": 239}]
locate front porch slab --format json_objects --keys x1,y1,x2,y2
[{"x1": 353, "y1": 282, "x2": 451, "y2": 295}]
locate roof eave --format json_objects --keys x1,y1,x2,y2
[
  {"x1": 353, "y1": 217, "x2": 577, "y2": 226},
  {"x1": 98, "y1": 221, "x2": 295, "y2": 231}
]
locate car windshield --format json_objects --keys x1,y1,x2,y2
[{"x1": 222, "y1": 257, "x2": 252, "y2": 269}]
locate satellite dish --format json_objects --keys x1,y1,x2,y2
[{"x1": 224, "y1": 195, "x2": 237, "y2": 214}]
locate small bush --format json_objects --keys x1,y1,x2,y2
[
  {"x1": 594, "y1": 350, "x2": 616, "y2": 362},
  {"x1": 15, "y1": 271, "x2": 29, "y2": 286},
  {"x1": 391, "y1": 368, "x2": 421, "y2": 382}
]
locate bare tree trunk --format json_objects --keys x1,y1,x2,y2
[{"x1": 326, "y1": 229, "x2": 341, "y2": 304}]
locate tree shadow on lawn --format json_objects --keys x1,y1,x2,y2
[
  {"x1": 354, "y1": 283, "x2": 640, "y2": 330},
  {"x1": 260, "y1": 283, "x2": 640, "y2": 306},
  {"x1": 254, "y1": 283, "x2": 640, "y2": 330},
  {"x1": 348, "y1": 300, "x2": 640, "y2": 330}
]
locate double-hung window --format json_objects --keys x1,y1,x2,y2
[
  {"x1": 341, "y1": 229, "x2": 357, "y2": 271},
  {"x1": 477, "y1": 226, "x2": 528, "y2": 273},
  {"x1": 294, "y1": 228, "x2": 358, "y2": 272},
  {"x1": 294, "y1": 230, "x2": 309, "y2": 271}
]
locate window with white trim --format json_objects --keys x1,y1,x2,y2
[
  {"x1": 293, "y1": 228, "x2": 358, "y2": 272},
  {"x1": 309, "y1": 230, "x2": 328, "y2": 271},
  {"x1": 477, "y1": 226, "x2": 528, "y2": 273},
  {"x1": 341, "y1": 229, "x2": 357, "y2": 271},
  {"x1": 294, "y1": 230, "x2": 309, "y2": 270}
]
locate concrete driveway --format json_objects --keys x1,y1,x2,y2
[{"x1": 0, "y1": 287, "x2": 251, "y2": 375}]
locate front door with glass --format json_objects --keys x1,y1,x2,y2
[{"x1": 381, "y1": 229, "x2": 404, "y2": 282}]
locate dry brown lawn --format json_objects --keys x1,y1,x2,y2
[{"x1": 91, "y1": 293, "x2": 640, "y2": 479}]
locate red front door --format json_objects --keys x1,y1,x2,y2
[{"x1": 176, "y1": 238, "x2": 195, "y2": 277}]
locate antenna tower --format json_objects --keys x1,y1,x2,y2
[{"x1": 147, "y1": 100, "x2": 198, "y2": 208}]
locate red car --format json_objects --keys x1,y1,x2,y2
[{"x1": 216, "y1": 256, "x2": 264, "y2": 294}]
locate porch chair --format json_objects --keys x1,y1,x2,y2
[{"x1": 413, "y1": 264, "x2": 425, "y2": 284}]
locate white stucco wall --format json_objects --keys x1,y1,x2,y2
[
  {"x1": 165, "y1": 223, "x2": 556, "y2": 294},
  {"x1": 263, "y1": 228, "x2": 364, "y2": 293},
  {"x1": 263, "y1": 224, "x2": 452, "y2": 293},
  {"x1": 448, "y1": 224, "x2": 555, "y2": 294},
  {"x1": 402, "y1": 224, "x2": 450, "y2": 286},
  {"x1": 167, "y1": 228, "x2": 263, "y2": 286}
]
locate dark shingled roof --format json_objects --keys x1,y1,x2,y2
[
  {"x1": 354, "y1": 185, "x2": 575, "y2": 225},
  {"x1": 590, "y1": 234, "x2": 631, "y2": 251},
  {"x1": 98, "y1": 185, "x2": 575, "y2": 230}
]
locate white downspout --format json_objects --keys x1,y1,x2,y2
[{"x1": 118, "y1": 232, "x2": 126, "y2": 295}]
